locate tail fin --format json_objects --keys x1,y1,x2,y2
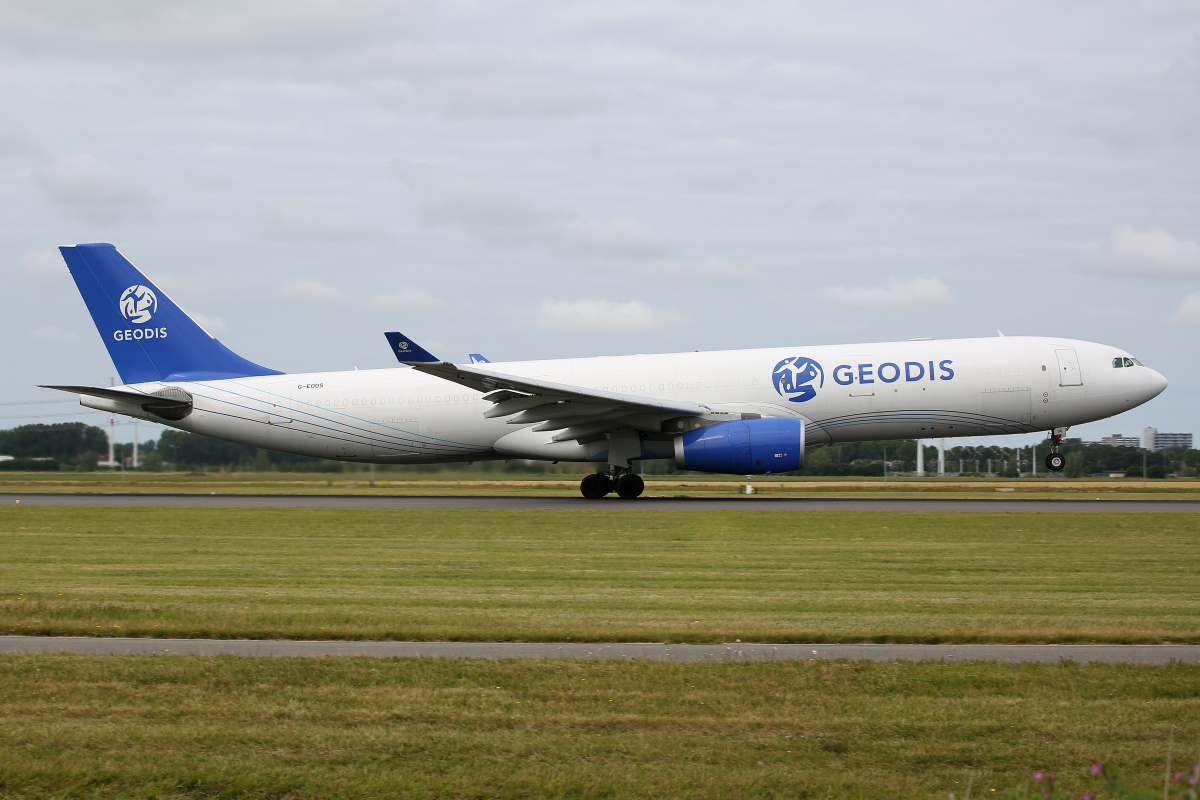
[{"x1": 60, "y1": 243, "x2": 282, "y2": 384}]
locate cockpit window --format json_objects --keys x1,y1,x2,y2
[
  {"x1": 1113, "y1": 358, "x2": 1123, "y2": 368},
  {"x1": 1132, "y1": 358, "x2": 1144, "y2": 366},
  {"x1": 1114, "y1": 357, "x2": 1142, "y2": 368},
  {"x1": 1123, "y1": 357, "x2": 1136, "y2": 367}
]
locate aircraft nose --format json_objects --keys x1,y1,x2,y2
[{"x1": 1146, "y1": 368, "x2": 1168, "y2": 398}]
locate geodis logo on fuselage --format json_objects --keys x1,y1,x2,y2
[
  {"x1": 113, "y1": 284, "x2": 167, "y2": 341},
  {"x1": 773, "y1": 355, "x2": 955, "y2": 402},
  {"x1": 772, "y1": 356, "x2": 824, "y2": 402}
]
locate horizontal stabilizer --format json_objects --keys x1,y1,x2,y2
[
  {"x1": 384, "y1": 332, "x2": 440, "y2": 364},
  {"x1": 40, "y1": 384, "x2": 194, "y2": 421}
]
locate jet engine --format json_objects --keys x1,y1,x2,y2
[{"x1": 673, "y1": 417, "x2": 804, "y2": 475}]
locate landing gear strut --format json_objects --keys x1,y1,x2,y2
[
  {"x1": 579, "y1": 469, "x2": 645, "y2": 499},
  {"x1": 1044, "y1": 427, "x2": 1068, "y2": 472},
  {"x1": 578, "y1": 427, "x2": 646, "y2": 499}
]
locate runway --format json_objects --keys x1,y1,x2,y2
[
  {"x1": 3, "y1": 493, "x2": 1199, "y2": 511},
  {"x1": 2, "y1": 636, "x2": 1197, "y2": 664}
]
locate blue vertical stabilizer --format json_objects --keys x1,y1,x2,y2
[{"x1": 60, "y1": 243, "x2": 282, "y2": 384}]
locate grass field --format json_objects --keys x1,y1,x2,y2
[
  {"x1": 1, "y1": 654, "x2": 1197, "y2": 799},
  {"x1": 3, "y1": 470, "x2": 1200, "y2": 499},
  {"x1": 3, "y1": 507, "x2": 1199, "y2": 643}
]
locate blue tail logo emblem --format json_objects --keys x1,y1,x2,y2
[
  {"x1": 772, "y1": 356, "x2": 823, "y2": 403},
  {"x1": 119, "y1": 285, "x2": 157, "y2": 324}
]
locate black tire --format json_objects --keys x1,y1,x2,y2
[
  {"x1": 580, "y1": 473, "x2": 611, "y2": 499},
  {"x1": 615, "y1": 474, "x2": 645, "y2": 499},
  {"x1": 1045, "y1": 452, "x2": 1065, "y2": 472}
]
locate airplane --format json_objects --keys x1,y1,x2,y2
[{"x1": 44, "y1": 243, "x2": 1168, "y2": 499}]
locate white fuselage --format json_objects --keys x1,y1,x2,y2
[{"x1": 102, "y1": 336, "x2": 1167, "y2": 466}]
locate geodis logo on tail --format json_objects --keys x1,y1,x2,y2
[
  {"x1": 114, "y1": 284, "x2": 167, "y2": 341},
  {"x1": 772, "y1": 356, "x2": 823, "y2": 403}
]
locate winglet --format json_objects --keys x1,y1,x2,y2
[
  {"x1": 469, "y1": 353, "x2": 490, "y2": 364},
  {"x1": 384, "y1": 332, "x2": 440, "y2": 364}
]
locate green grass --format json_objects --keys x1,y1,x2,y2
[
  {"x1": 2, "y1": 507, "x2": 1199, "y2": 643},
  {"x1": 1, "y1": 654, "x2": 1197, "y2": 799},
  {"x1": 3, "y1": 470, "x2": 1199, "y2": 499}
]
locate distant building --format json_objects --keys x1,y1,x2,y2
[
  {"x1": 1100, "y1": 434, "x2": 1142, "y2": 448},
  {"x1": 1100, "y1": 430, "x2": 1193, "y2": 450},
  {"x1": 1143, "y1": 428, "x2": 1193, "y2": 452}
]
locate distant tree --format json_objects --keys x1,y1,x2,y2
[
  {"x1": 1064, "y1": 451, "x2": 1085, "y2": 478},
  {"x1": 0, "y1": 423, "x2": 107, "y2": 463}
]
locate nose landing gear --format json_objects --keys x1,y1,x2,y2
[{"x1": 1044, "y1": 427, "x2": 1069, "y2": 472}]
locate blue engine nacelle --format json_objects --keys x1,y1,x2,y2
[{"x1": 672, "y1": 417, "x2": 804, "y2": 475}]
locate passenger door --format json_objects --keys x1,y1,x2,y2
[{"x1": 1055, "y1": 348, "x2": 1082, "y2": 386}]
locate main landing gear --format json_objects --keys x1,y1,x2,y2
[
  {"x1": 579, "y1": 471, "x2": 645, "y2": 499},
  {"x1": 1044, "y1": 427, "x2": 1068, "y2": 472}
]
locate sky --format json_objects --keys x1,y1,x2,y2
[{"x1": 2, "y1": 0, "x2": 1198, "y2": 449}]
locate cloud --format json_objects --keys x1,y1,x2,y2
[
  {"x1": 391, "y1": 162, "x2": 672, "y2": 258},
  {"x1": 556, "y1": 216, "x2": 672, "y2": 258},
  {"x1": 366, "y1": 288, "x2": 443, "y2": 310},
  {"x1": 190, "y1": 312, "x2": 227, "y2": 335},
  {"x1": 1081, "y1": 305, "x2": 1137, "y2": 322},
  {"x1": 823, "y1": 277, "x2": 955, "y2": 309},
  {"x1": 31, "y1": 153, "x2": 152, "y2": 223},
  {"x1": 431, "y1": 74, "x2": 602, "y2": 118},
  {"x1": 264, "y1": 199, "x2": 378, "y2": 240},
  {"x1": 534, "y1": 299, "x2": 684, "y2": 335},
  {"x1": 0, "y1": 5, "x2": 605, "y2": 120},
  {"x1": 0, "y1": 1, "x2": 430, "y2": 59},
  {"x1": 0, "y1": 114, "x2": 30, "y2": 153},
  {"x1": 1169, "y1": 293, "x2": 1200, "y2": 325},
  {"x1": 1080, "y1": 226, "x2": 1200, "y2": 279},
  {"x1": 31, "y1": 326, "x2": 77, "y2": 343},
  {"x1": 281, "y1": 280, "x2": 347, "y2": 305},
  {"x1": 18, "y1": 249, "x2": 68, "y2": 284},
  {"x1": 647, "y1": 257, "x2": 762, "y2": 283},
  {"x1": 1071, "y1": 118, "x2": 1154, "y2": 150},
  {"x1": 394, "y1": 164, "x2": 546, "y2": 243}
]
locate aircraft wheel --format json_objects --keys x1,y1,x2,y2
[
  {"x1": 615, "y1": 474, "x2": 645, "y2": 499},
  {"x1": 580, "y1": 473, "x2": 611, "y2": 499},
  {"x1": 1045, "y1": 452, "x2": 1066, "y2": 472}
]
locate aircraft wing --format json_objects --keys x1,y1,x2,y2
[{"x1": 384, "y1": 332, "x2": 709, "y2": 442}]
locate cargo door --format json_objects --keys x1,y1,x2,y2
[
  {"x1": 1055, "y1": 348, "x2": 1082, "y2": 386},
  {"x1": 982, "y1": 387, "x2": 1032, "y2": 427}
]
